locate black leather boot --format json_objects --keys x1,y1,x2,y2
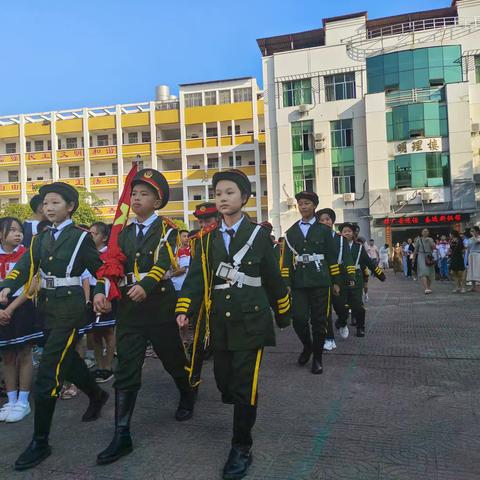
[
  {"x1": 223, "y1": 404, "x2": 256, "y2": 480},
  {"x1": 97, "y1": 390, "x2": 137, "y2": 465},
  {"x1": 14, "y1": 398, "x2": 56, "y2": 471},
  {"x1": 174, "y1": 376, "x2": 195, "y2": 421},
  {"x1": 355, "y1": 308, "x2": 366, "y2": 337},
  {"x1": 297, "y1": 331, "x2": 312, "y2": 366},
  {"x1": 82, "y1": 387, "x2": 109, "y2": 422},
  {"x1": 311, "y1": 334, "x2": 323, "y2": 375}
]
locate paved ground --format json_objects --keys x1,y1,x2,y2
[{"x1": 1, "y1": 273, "x2": 479, "y2": 480}]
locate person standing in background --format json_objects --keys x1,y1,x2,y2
[
  {"x1": 365, "y1": 239, "x2": 380, "y2": 267},
  {"x1": 437, "y1": 235, "x2": 450, "y2": 281},
  {"x1": 466, "y1": 226, "x2": 480, "y2": 292},
  {"x1": 449, "y1": 230, "x2": 466, "y2": 293},
  {"x1": 392, "y1": 243, "x2": 403, "y2": 275},
  {"x1": 413, "y1": 228, "x2": 436, "y2": 294},
  {"x1": 22, "y1": 195, "x2": 48, "y2": 248},
  {"x1": 379, "y1": 244, "x2": 390, "y2": 270}
]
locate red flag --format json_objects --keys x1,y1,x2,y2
[{"x1": 96, "y1": 164, "x2": 138, "y2": 300}]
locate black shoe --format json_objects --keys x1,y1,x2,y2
[
  {"x1": 82, "y1": 388, "x2": 109, "y2": 422},
  {"x1": 350, "y1": 318, "x2": 357, "y2": 326},
  {"x1": 297, "y1": 346, "x2": 312, "y2": 366},
  {"x1": 14, "y1": 438, "x2": 52, "y2": 471},
  {"x1": 222, "y1": 446, "x2": 252, "y2": 480},
  {"x1": 311, "y1": 357, "x2": 323, "y2": 375},
  {"x1": 96, "y1": 369, "x2": 114, "y2": 384},
  {"x1": 175, "y1": 396, "x2": 194, "y2": 422},
  {"x1": 356, "y1": 327, "x2": 365, "y2": 338},
  {"x1": 97, "y1": 430, "x2": 133, "y2": 465}
]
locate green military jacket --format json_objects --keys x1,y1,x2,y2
[
  {"x1": 176, "y1": 217, "x2": 291, "y2": 351},
  {"x1": 1, "y1": 223, "x2": 102, "y2": 330},
  {"x1": 95, "y1": 216, "x2": 179, "y2": 326},
  {"x1": 283, "y1": 220, "x2": 354, "y2": 289},
  {"x1": 347, "y1": 241, "x2": 385, "y2": 289},
  {"x1": 331, "y1": 230, "x2": 356, "y2": 284}
]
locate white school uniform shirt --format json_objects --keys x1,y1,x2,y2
[
  {"x1": 298, "y1": 217, "x2": 316, "y2": 238},
  {"x1": 218, "y1": 216, "x2": 245, "y2": 253}
]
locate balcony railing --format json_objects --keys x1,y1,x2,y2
[{"x1": 385, "y1": 87, "x2": 445, "y2": 107}]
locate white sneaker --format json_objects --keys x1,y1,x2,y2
[
  {"x1": 5, "y1": 402, "x2": 31, "y2": 423},
  {"x1": 323, "y1": 340, "x2": 333, "y2": 351},
  {"x1": 364, "y1": 293, "x2": 369, "y2": 303},
  {"x1": 330, "y1": 340, "x2": 337, "y2": 350},
  {"x1": 339, "y1": 326, "x2": 349, "y2": 339},
  {"x1": 0, "y1": 403, "x2": 15, "y2": 421}
]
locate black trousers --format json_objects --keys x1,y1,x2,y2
[{"x1": 114, "y1": 320, "x2": 189, "y2": 391}]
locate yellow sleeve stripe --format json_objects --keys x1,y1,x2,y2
[
  {"x1": 375, "y1": 267, "x2": 382, "y2": 275},
  {"x1": 151, "y1": 266, "x2": 165, "y2": 275},
  {"x1": 176, "y1": 307, "x2": 188, "y2": 313},
  {"x1": 176, "y1": 302, "x2": 190, "y2": 309},
  {"x1": 281, "y1": 272, "x2": 289, "y2": 278},
  {"x1": 178, "y1": 297, "x2": 191, "y2": 304},
  {"x1": 277, "y1": 294, "x2": 289, "y2": 304},
  {"x1": 278, "y1": 300, "x2": 290, "y2": 310},
  {"x1": 278, "y1": 305, "x2": 290, "y2": 314},
  {"x1": 9, "y1": 269, "x2": 19, "y2": 275},
  {"x1": 146, "y1": 272, "x2": 162, "y2": 282},
  {"x1": 330, "y1": 269, "x2": 340, "y2": 275}
]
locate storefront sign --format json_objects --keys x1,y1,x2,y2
[
  {"x1": 376, "y1": 213, "x2": 469, "y2": 227},
  {"x1": 394, "y1": 138, "x2": 446, "y2": 155}
]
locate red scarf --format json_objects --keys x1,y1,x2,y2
[{"x1": 0, "y1": 245, "x2": 27, "y2": 280}]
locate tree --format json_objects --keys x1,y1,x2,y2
[
  {"x1": 0, "y1": 188, "x2": 105, "y2": 226},
  {"x1": 171, "y1": 219, "x2": 188, "y2": 232}
]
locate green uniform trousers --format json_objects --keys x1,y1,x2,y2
[
  {"x1": 36, "y1": 327, "x2": 97, "y2": 400},
  {"x1": 213, "y1": 348, "x2": 263, "y2": 406},
  {"x1": 345, "y1": 286, "x2": 365, "y2": 328},
  {"x1": 114, "y1": 320, "x2": 189, "y2": 391},
  {"x1": 292, "y1": 287, "x2": 331, "y2": 345}
]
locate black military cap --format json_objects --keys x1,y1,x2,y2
[
  {"x1": 339, "y1": 222, "x2": 359, "y2": 233},
  {"x1": 131, "y1": 168, "x2": 170, "y2": 209},
  {"x1": 29, "y1": 194, "x2": 43, "y2": 213},
  {"x1": 295, "y1": 191, "x2": 319, "y2": 206},
  {"x1": 212, "y1": 169, "x2": 252, "y2": 201},
  {"x1": 39, "y1": 182, "x2": 79, "y2": 213},
  {"x1": 316, "y1": 208, "x2": 336, "y2": 223},
  {"x1": 193, "y1": 202, "x2": 218, "y2": 219}
]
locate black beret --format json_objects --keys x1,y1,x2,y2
[
  {"x1": 39, "y1": 182, "x2": 79, "y2": 213},
  {"x1": 193, "y1": 202, "x2": 218, "y2": 219},
  {"x1": 316, "y1": 208, "x2": 336, "y2": 223},
  {"x1": 295, "y1": 191, "x2": 319, "y2": 206},
  {"x1": 212, "y1": 169, "x2": 251, "y2": 201},
  {"x1": 339, "y1": 222, "x2": 359, "y2": 233},
  {"x1": 131, "y1": 169, "x2": 170, "y2": 209},
  {"x1": 29, "y1": 194, "x2": 43, "y2": 213}
]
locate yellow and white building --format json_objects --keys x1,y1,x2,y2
[{"x1": 0, "y1": 77, "x2": 267, "y2": 227}]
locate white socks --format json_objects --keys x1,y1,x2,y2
[
  {"x1": 17, "y1": 391, "x2": 30, "y2": 406},
  {"x1": 7, "y1": 391, "x2": 17, "y2": 404}
]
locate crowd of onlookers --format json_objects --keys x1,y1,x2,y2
[{"x1": 372, "y1": 226, "x2": 480, "y2": 294}]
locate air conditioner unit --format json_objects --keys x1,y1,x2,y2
[
  {"x1": 472, "y1": 123, "x2": 480, "y2": 134},
  {"x1": 315, "y1": 141, "x2": 325, "y2": 151},
  {"x1": 286, "y1": 197, "x2": 296, "y2": 208},
  {"x1": 298, "y1": 104, "x2": 309, "y2": 113},
  {"x1": 343, "y1": 193, "x2": 355, "y2": 202},
  {"x1": 396, "y1": 193, "x2": 409, "y2": 203},
  {"x1": 421, "y1": 192, "x2": 433, "y2": 202},
  {"x1": 314, "y1": 133, "x2": 324, "y2": 141}
]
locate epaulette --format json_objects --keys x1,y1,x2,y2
[
  {"x1": 161, "y1": 216, "x2": 178, "y2": 229},
  {"x1": 193, "y1": 221, "x2": 218, "y2": 239}
]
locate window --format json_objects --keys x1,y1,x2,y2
[
  {"x1": 34, "y1": 140, "x2": 44, "y2": 152},
  {"x1": 219, "y1": 90, "x2": 231, "y2": 104},
  {"x1": 66, "y1": 137, "x2": 77, "y2": 149},
  {"x1": 128, "y1": 132, "x2": 138, "y2": 144},
  {"x1": 8, "y1": 171, "x2": 18, "y2": 182},
  {"x1": 207, "y1": 157, "x2": 218, "y2": 169},
  {"x1": 388, "y1": 153, "x2": 450, "y2": 189},
  {"x1": 206, "y1": 127, "x2": 218, "y2": 138},
  {"x1": 204, "y1": 91, "x2": 217, "y2": 105},
  {"x1": 228, "y1": 155, "x2": 241, "y2": 167},
  {"x1": 330, "y1": 119, "x2": 355, "y2": 194},
  {"x1": 141, "y1": 131, "x2": 151, "y2": 143},
  {"x1": 57, "y1": 139, "x2": 62, "y2": 150},
  {"x1": 367, "y1": 46, "x2": 463, "y2": 94},
  {"x1": 282, "y1": 79, "x2": 312, "y2": 107},
  {"x1": 6, "y1": 143, "x2": 16, "y2": 154},
  {"x1": 291, "y1": 120, "x2": 315, "y2": 194},
  {"x1": 97, "y1": 135, "x2": 109, "y2": 146},
  {"x1": 233, "y1": 88, "x2": 252, "y2": 103},
  {"x1": 476, "y1": 55, "x2": 480, "y2": 83},
  {"x1": 325, "y1": 73, "x2": 356, "y2": 102},
  {"x1": 112, "y1": 163, "x2": 118, "y2": 175},
  {"x1": 47, "y1": 140, "x2": 52, "y2": 151},
  {"x1": 227, "y1": 125, "x2": 241, "y2": 136},
  {"x1": 69, "y1": 166, "x2": 80, "y2": 178},
  {"x1": 185, "y1": 92, "x2": 202, "y2": 107},
  {"x1": 113, "y1": 133, "x2": 117, "y2": 144},
  {"x1": 193, "y1": 194, "x2": 202, "y2": 201},
  {"x1": 26, "y1": 141, "x2": 31, "y2": 152},
  {"x1": 135, "y1": 160, "x2": 144, "y2": 170}
]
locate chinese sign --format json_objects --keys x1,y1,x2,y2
[
  {"x1": 377, "y1": 213, "x2": 469, "y2": 227},
  {"x1": 89, "y1": 146, "x2": 117, "y2": 157},
  {"x1": 394, "y1": 138, "x2": 446, "y2": 156},
  {"x1": 0, "y1": 154, "x2": 20, "y2": 164},
  {"x1": 58, "y1": 149, "x2": 84, "y2": 161}
]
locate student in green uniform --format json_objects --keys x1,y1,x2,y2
[
  {"x1": 316, "y1": 208, "x2": 356, "y2": 342},
  {"x1": 187, "y1": 202, "x2": 218, "y2": 390},
  {"x1": 0, "y1": 182, "x2": 108, "y2": 471},
  {"x1": 93, "y1": 169, "x2": 195, "y2": 466},
  {"x1": 283, "y1": 192, "x2": 349, "y2": 374},
  {"x1": 176, "y1": 169, "x2": 291, "y2": 480},
  {"x1": 339, "y1": 223, "x2": 386, "y2": 337}
]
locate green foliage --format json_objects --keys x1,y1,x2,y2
[
  {"x1": 171, "y1": 218, "x2": 188, "y2": 232},
  {"x1": 0, "y1": 203, "x2": 32, "y2": 222}
]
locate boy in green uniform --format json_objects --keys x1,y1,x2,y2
[
  {"x1": 316, "y1": 208, "x2": 356, "y2": 341},
  {"x1": 339, "y1": 223, "x2": 386, "y2": 337},
  {"x1": 0, "y1": 182, "x2": 108, "y2": 471},
  {"x1": 176, "y1": 169, "x2": 291, "y2": 480},
  {"x1": 93, "y1": 169, "x2": 195, "y2": 465},
  {"x1": 283, "y1": 192, "x2": 351, "y2": 374}
]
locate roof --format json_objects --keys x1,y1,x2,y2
[
  {"x1": 179, "y1": 77, "x2": 254, "y2": 87},
  {"x1": 257, "y1": 3, "x2": 458, "y2": 56}
]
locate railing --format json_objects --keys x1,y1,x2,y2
[{"x1": 385, "y1": 87, "x2": 445, "y2": 107}]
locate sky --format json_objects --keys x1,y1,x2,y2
[{"x1": 0, "y1": 0, "x2": 449, "y2": 116}]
